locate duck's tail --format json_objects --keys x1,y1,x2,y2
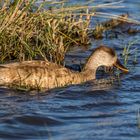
[{"x1": 0, "y1": 66, "x2": 12, "y2": 86}]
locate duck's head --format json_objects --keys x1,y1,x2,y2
[{"x1": 84, "y1": 45, "x2": 129, "y2": 73}]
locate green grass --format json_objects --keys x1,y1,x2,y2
[
  {"x1": 0, "y1": 0, "x2": 92, "y2": 64},
  {"x1": 122, "y1": 39, "x2": 139, "y2": 66},
  {"x1": 0, "y1": 0, "x2": 139, "y2": 65}
]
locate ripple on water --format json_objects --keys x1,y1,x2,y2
[
  {"x1": 0, "y1": 114, "x2": 63, "y2": 139},
  {"x1": 0, "y1": 0, "x2": 140, "y2": 139}
]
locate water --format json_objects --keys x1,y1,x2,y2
[{"x1": 0, "y1": 0, "x2": 140, "y2": 140}]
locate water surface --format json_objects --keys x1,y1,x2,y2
[{"x1": 0, "y1": 0, "x2": 140, "y2": 140}]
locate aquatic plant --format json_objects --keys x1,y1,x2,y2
[
  {"x1": 122, "y1": 39, "x2": 139, "y2": 66},
  {"x1": 0, "y1": 0, "x2": 91, "y2": 64},
  {"x1": 0, "y1": 0, "x2": 137, "y2": 64}
]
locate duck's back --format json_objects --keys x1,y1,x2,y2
[{"x1": 0, "y1": 60, "x2": 78, "y2": 89}]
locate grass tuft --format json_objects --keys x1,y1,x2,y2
[
  {"x1": 0, "y1": 0, "x2": 138, "y2": 65},
  {"x1": 0, "y1": 0, "x2": 91, "y2": 64}
]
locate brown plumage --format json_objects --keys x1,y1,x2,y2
[{"x1": 0, "y1": 45, "x2": 129, "y2": 90}]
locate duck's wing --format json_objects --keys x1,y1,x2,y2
[
  {"x1": 20, "y1": 60, "x2": 50, "y2": 67},
  {"x1": 19, "y1": 60, "x2": 65, "y2": 70},
  {"x1": 0, "y1": 60, "x2": 62, "y2": 69},
  {"x1": 0, "y1": 60, "x2": 79, "y2": 89}
]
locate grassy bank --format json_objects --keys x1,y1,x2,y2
[
  {"x1": 0, "y1": 0, "x2": 138, "y2": 64},
  {"x1": 0, "y1": 0, "x2": 92, "y2": 64}
]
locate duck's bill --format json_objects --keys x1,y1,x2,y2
[{"x1": 114, "y1": 59, "x2": 129, "y2": 73}]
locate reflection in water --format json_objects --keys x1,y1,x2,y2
[{"x1": 0, "y1": 0, "x2": 140, "y2": 140}]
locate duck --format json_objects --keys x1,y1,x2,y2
[{"x1": 0, "y1": 45, "x2": 128, "y2": 90}]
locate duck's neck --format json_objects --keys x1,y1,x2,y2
[
  {"x1": 65, "y1": 69, "x2": 96, "y2": 87},
  {"x1": 83, "y1": 54, "x2": 100, "y2": 73},
  {"x1": 76, "y1": 53, "x2": 102, "y2": 83}
]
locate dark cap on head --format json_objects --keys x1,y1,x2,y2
[{"x1": 95, "y1": 45, "x2": 116, "y2": 57}]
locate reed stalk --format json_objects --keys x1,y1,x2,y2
[{"x1": 0, "y1": 0, "x2": 138, "y2": 64}]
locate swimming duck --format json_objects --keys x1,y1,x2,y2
[{"x1": 0, "y1": 45, "x2": 128, "y2": 90}]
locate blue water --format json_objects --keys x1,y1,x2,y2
[{"x1": 0, "y1": 0, "x2": 140, "y2": 140}]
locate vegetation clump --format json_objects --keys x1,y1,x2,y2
[
  {"x1": 0, "y1": 0, "x2": 91, "y2": 64},
  {"x1": 0, "y1": 0, "x2": 138, "y2": 64}
]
